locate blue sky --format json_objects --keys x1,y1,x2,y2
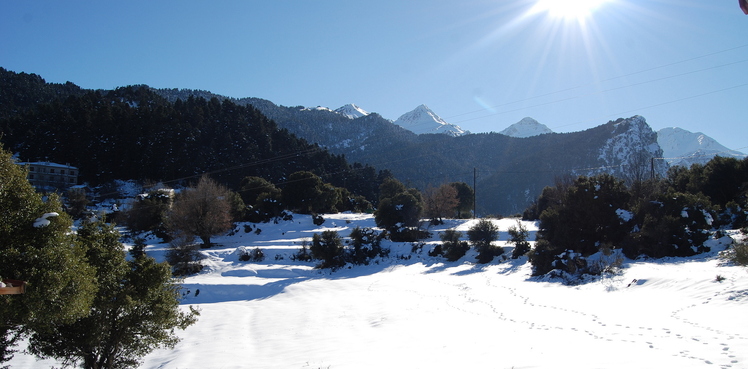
[{"x1": 2, "y1": 0, "x2": 746, "y2": 152}]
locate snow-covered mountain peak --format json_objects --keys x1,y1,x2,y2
[
  {"x1": 334, "y1": 103, "x2": 370, "y2": 119},
  {"x1": 499, "y1": 117, "x2": 553, "y2": 138},
  {"x1": 393, "y1": 104, "x2": 467, "y2": 137},
  {"x1": 657, "y1": 127, "x2": 745, "y2": 166},
  {"x1": 597, "y1": 116, "x2": 667, "y2": 179}
]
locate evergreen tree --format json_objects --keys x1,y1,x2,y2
[
  {"x1": 239, "y1": 176, "x2": 284, "y2": 222},
  {"x1": 508, "y1": 220, "x2": 531, "y2": 259},
  {"x1": 538, "y1": 174, "x2": 631, "y2": 257},
  {"x1": 310, "y1": 230, "x2": 346, "y2": 269},
  {"x1": 282, "y1": 171, "x2": 324, "y2": 214},
  {"x1": 468, "y1": 219, "x2": 502, "y2": 263},
  {"x1": 374, "y1": 178, "x2": 424, "y2": 242},
  {"x1": 125, "y1": 188, "x2": 173, "y2": 241},
  {"x1": 28, "y1": 220, "x2": 199, "y2": 369},
  {"x1": 624, "y1": 191, "x2": 715, "y2": 258},
  {"x1": 348, "y1": 227, "x2": 385, "y2": 265},
  {"x1": 0, "y1": 147, "x2": 96, "y2": 364}
]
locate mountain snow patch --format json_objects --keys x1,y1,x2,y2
[
  {"x1": 393, "y1": 105, "x2": 467, "y2": 137},
  {"x1": 499, "y1": 117, "x2": 553, "y2": 138}
]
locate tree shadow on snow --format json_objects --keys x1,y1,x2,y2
[{"x1": 178, "y1": 277, "x2": 311, "y2": 305}]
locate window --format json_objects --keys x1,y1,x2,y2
[
  {"x1": 69, "y1": 178, "x2": 75, "y2": 183},
  {"x1": 29, "y1": 174, "x2": 35, "y2": 179},
  {"x1": 60, "y1": 170, "x2": 65, "y2": 175},
  {"x1": 70, "y1": 171, "x2": 76, "y2": 176},
  {"x1": 29, "y1": 166, "x2": 35, "y2": 172},
  {"x1": 50, "y1": 169, "x2": 55, "y2": 174}
]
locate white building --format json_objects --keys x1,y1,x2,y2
[{"x1": 17, "y1": 161, "x2": 79, "y2": 190}]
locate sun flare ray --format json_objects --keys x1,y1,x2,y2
[{"x1": 531, "y1": 0, "x2": 610, "y2": 22}]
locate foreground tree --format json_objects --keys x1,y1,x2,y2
[
  {"x1": 168, "y1": 175, "x2": 232, "y2": 246},
  {"x1": 0, "y1": 147, "x2": 96, "y2": 365},
  {"x1": 29, "y1": 220, "x2": 199, "y2": 369}
]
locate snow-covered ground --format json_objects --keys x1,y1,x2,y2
[{"x1": 12, "y1": 214, "x2": 748, "y2": 369}]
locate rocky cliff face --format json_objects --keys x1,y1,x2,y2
[{"x1": 595, "y1": 116, "x2": 668, "y2": 180}]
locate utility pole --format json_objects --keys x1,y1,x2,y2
[
  {"x1": 473, "y1": 167, "x2": 477, "y2": 219},
  {"x1": 651, "y1": 157, "x2": 655, "y2": 181}
]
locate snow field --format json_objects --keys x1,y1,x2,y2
[{"x1": 11, "y1": 213, "x2": 747, "y2": 369}]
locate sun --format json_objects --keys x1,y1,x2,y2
[{"x1": 532, "y1": 0, "x2": 609, "y2": 21}]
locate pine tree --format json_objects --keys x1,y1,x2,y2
[
  {"x1": 28, "y1": 220, "x2": 199, "y2": 369},
  {"x1": 0, "y1": 146, "x2": 97, "y2": 365}
]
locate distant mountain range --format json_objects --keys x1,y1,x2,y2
[
  {"x1": 151, "y1": 88, "x2": 744, "y2": 214},
  {"x1": 320, "y1": 103, "x2": 743, "y2": 170},
  {"x1": 1, "y1": 67, "x2": 744, "y2": 215}
]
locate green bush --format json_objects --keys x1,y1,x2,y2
[
  {"x1": 238, "y1": 247, "x2": 265, "y2": 262},
  {"x1": 623, "y1": 191, "x2": 714, "y2": 258},
  {"x1": 348, "y1": 227, "x2": 386, "y2": 265},
  {"x1": 292, "y1": 242, "x2": 313, "y2": 262},
  {"x1": 528, "y1": 239, "x2": 562, "y2": 276},
  {"x1": 508, "y1": 221, "x2": 531, "y2": 259},
  {"x1": 310, "y1": 230, "x2": 346, "y2": 269},
  {"x1": 468, "y1": 219, "x2": 501, "y2": 263},
  {"x1": 375, "y1": 178, "x2": 425, "y2": 241},
  {"x1": 440, "y1": 229, "x2": 469, "y2": 262},
  {"x1": 125, "y1": 189, "x2": 172, "y2": 241},
  {"x1": 538, "y1": 174, "x2": 631, "y2": 257}
]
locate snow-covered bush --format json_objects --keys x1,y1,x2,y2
[
  {"x1": 439, "y1": 229, "x2": 469, "y2": 262},
  {"x1": 623, "y1": 191, "x2": 714, "y2": 258},
  {"x1": 347, "y1": 227, "x2": 387, "y2": 265},
  {"x1": 291, "y1": 242, "x2": 313, "y2": 262},
  {"x1": 310, "y1": 230, "x2": 346, "y2": 269},
  {"x1": 312, "y1": 214, "x2": 325, "y2": 226},
  {"x1": 238, "y1": 247, "x2": 265, "y2": 262}
]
